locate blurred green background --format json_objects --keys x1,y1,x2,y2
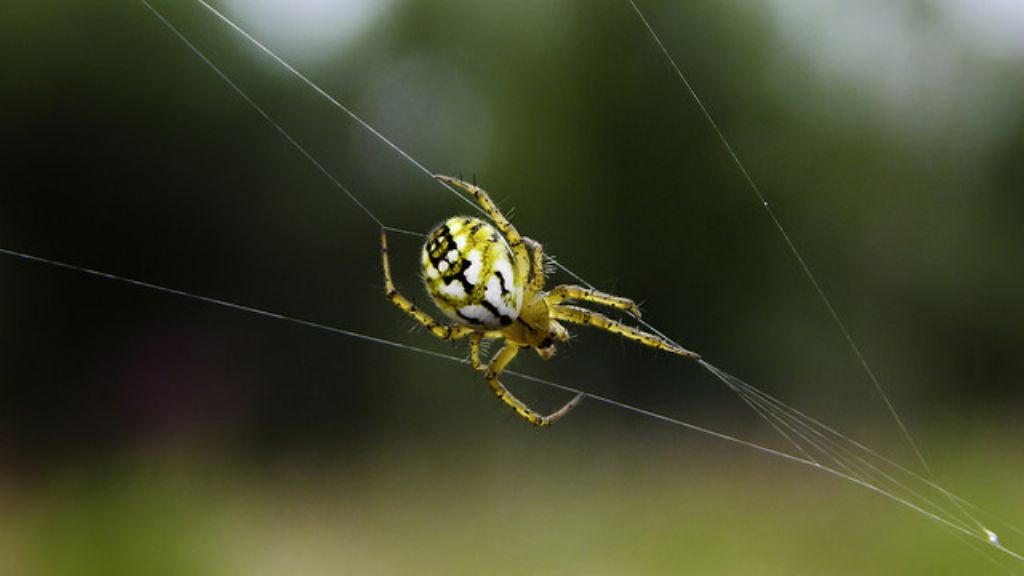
[{"x1": 1, "y1": 0, "x2": 1023, "y2": 573}]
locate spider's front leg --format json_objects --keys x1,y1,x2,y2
[
  {"x1": 381, "y1": 229, "x2": 473, "y2": 341},
  {"x1": 551, "y1": 304, "x2": 700, "y2": 359},
  {"x1": 485, "y1": 341, "x2": 584, "y2": 427},
  {"x1": 548, "y1": 284, "x2": 642, "y2": 318}
]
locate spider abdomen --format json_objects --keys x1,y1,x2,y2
[{"x1": 421, "y1": 216, "x2": 524, "y2": 328}]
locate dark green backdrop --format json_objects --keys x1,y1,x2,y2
[{"x1": 1, "y1": 1, "x2": 1021, "y2": 573}]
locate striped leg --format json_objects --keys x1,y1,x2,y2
[
  {"x1": 485, "y1": 341, "x2": 584, "y2": 427},
  {"x1": 381, "y1": 229, "x2": 473, "y2": 340},
  {"x1": 434, "y1": 175, "x2": 531, "y2": 287},
  {"x1": 523, "y1": 237, "x2": 546, "y2": 292},
  {"x1": 548, "y1": 284, "x2": 642, "y2": 318},
  {"x1": 551, "y1": 304, "x2": 699, "y2": 359}
]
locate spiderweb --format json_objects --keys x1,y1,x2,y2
[{"x1": 1, "y1": 0, "x2": 1021, "y2": 570}]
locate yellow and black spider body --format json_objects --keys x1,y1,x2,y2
[
  {"x1": 382, "y1": 175, "x2": 699, "y2": 427},
  {"x1": 421, "y1": 217, "x2": 524, "y2": 331}
]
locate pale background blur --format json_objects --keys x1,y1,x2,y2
[{"x1": 1, "y1": 0, "x2": 1022, "y2": 574}]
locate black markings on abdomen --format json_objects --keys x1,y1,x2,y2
[
  {"x1": 426, "y1": 224, "x2": 473, "y2": 294},
  {"x1": 481, "y1": 300, "x2": 512, "y2": 326},
  {"x1": 456, "y1": 310, "x2": 485, "y2": 325},
  {"x1": 494, "y1": 270, "x2": 510, "y2": 296}
]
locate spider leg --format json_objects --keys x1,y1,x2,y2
[
  {"x1": 551, "y1": 304, "x2": 700, "y2": 359},
  {"x1": 381, "y1": 229, "x2": 473, "y2": 341},
  {"x1": 435, "y1": 175, "x2": 521, "y2": 242},
  {"x1": 469, "y1": 333, "x2": 486, "y2": 371},
  {"x1": 547, "y1": 284, "x2": 642, "y2": 318},
  {"x1": 434, "y1": 174, "x2": 531, "y2": 287},
  {"x1": 523, "y1": 237, "x2": 546, "y2": 292},
  {"x1": 485, "y1": 341, "x2": 584, "y2": 427}
]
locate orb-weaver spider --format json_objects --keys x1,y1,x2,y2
[{"x1": 381, "y1": 175, "x2": 700, "y2": 426}]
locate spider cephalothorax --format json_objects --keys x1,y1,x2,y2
[{"x1": 382, "y1": 175, "x2": 699, "y2": 426}]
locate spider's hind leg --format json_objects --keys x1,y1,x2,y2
[
  {"x1": 523, "y1": 237, "x2": 546, "y2": 292},
  {"x1": 434, "y1": 174, "x2": 532, "y2": 290},
  {"x1": 434, "y1": 174, "x2": 523, "y2": 242},
  {"x1": 381, "y1": 229, "x2": 473, "y2": 341}
]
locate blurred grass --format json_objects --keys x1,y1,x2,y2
[
  {"x1": 1, "y1": 0, "x2": 1023, "y2": 573},
  {"x1": 5, "y1": 424, "x2": 1022, "y2": 576}
]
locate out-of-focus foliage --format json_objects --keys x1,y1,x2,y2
[{"x1": 1, "y1": 0, "x2": 1022, "y2": 573}]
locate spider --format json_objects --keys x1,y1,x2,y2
[{"x1": 381, "y1": 175, "x2": 700, "y2": 426}]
